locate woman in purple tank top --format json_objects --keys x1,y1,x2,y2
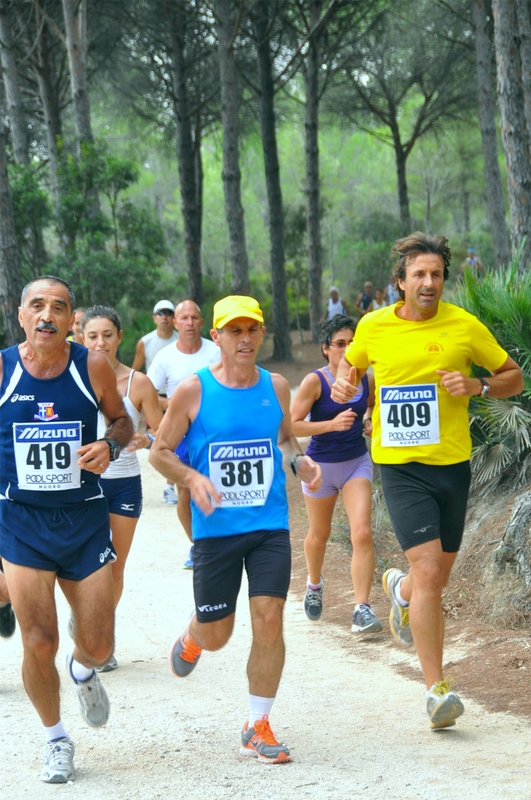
[{"x1": 291, "y1": 315, "x2": 382, "y2": 635}]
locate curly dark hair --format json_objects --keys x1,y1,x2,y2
[
  {"x1": 320, "y1": 314, "x2": 356, "y2": 362},
  {"x1": 392, "y1": 232, "x2": 451, "y2": 300}
]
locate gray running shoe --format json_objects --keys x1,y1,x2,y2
[
  {"x1": 303, "y1": 577, "x2": 323, "y2": 621},
  {"x1": 240, "y1": 715, "x2": 291, "y2": 764},
  {"x1": 351, "y1": 604, "x2": 383, "y2": 634},
  {"x1": 40, "y1": 738, "x2": 75, "y2": 783},
  {"x1": 170, "y1": 623, "x2": 202, "y2": 677},
  {"x1": 382, "y1": 568, "x2": 413, "y2": 647},
  {"x1": 427, "y1": 679, "x2": 465, "y2": 729},
  {"x1": 96, "y1": 655, "x2": 118, "y2": 673},
  {"x1": 66, "y1": 654, "x2": 110, "y2": 727}
]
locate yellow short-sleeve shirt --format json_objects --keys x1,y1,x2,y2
[{"x1": 344, "y1": 301, "x2": 508, "y2": 465}]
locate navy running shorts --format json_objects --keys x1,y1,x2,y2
[
  {"x1": 0, "y1": 497, "x2": 115, "y2": 580},
  {"x1": 379, "y1": 460, "x2": 471, "y2": 553},
  {"x1": 100, "y1": 474, "x2": 143, "y2": 517},
  {"x1": 193, "y1": 529, "x2": 291, "y2": 622}
]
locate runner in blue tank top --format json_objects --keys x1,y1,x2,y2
[
  {"x1": 291, "y1": 315, "x2": 382, "y2": 635},
  {"x1": 0, "y1": 276, "x2": 132, "y2": 784},
  {"x1": 150, "y1": 295, "x2": 321, "y2": 765}
]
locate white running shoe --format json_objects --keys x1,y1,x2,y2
[
  {"x1": 427, "y1": 679, "x2": 465, "y2": 729},
  {"x1": 163, "y1": 485, "x2": 178, "y2": 504},
  {"x1": 66, "y1": 654, "x2": 110, "y2": 727},
  {"x1": 40, "y1": 738, "x2": 75, "y2": 783}
]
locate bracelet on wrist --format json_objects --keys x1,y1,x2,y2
[{"x1": 145, "y1": 433, "x2": 155, "y2": 450}]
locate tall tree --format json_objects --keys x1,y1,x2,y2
[
  {"x1": 472, "y1": 0, "x2": 510, "y2": 266},
  {"x1": 61, "y1": 0, "x2": 94, "y2": 147},
  {"x1": 250, "y1": 0, "x2": 291, "y2": 361},
  {"x1": 0, "y1": 123, "x2": 24, "y2": 345},
  {"x1": 516, "y1": 0, "x2": 531, "y2": 139},
  {"x1": 214, "y1": 0, "x2": 250, "y2": 295},
  {"x1": 0, "y1": 0, "x2": 29, "y2": 165},
  {"x1": 326, "y1": 1, "x2": 475, "y2": 234},
  {"x1": 169, "y1": 0, "x2": 205, "y2": 303},
  {"x1": 492, "y1": 0, "x2": 531, "y2": 268}
]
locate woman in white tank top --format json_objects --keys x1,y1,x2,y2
[{"x1": 83, "y1": 306, "x2": 163, "y2": 671}]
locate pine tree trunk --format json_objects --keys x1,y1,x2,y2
[
  {"x1": 170, "y1": 0, "x2": 203, "y2": 304},
  {"x1": 252, "y1": 0, "x2": 292, "y2": 361},
  {"x1": 516, "y1": 0, "x2": 531, "y2": 140},
  {"x1": 34, "y1": 18, "x2": 63, "y2": 210},
  {"x1": 391, "y1": 124, "x2": 411, "y2": 235},
  {"x1": 492, "y1": 0, "x2": 531, "y2": 269},
  {"x1": 0, "y1": 1, "x2": 29, "y2": 166},
  {"x1": 62, "y1": 0, "x2": 94, "y2": 147},
  {"x1": 0, "y1": 126, "x2": 24, "y2": 346},
  {"x1": 215, "y1": 0, "x2": 250, "y2": 295},
  {"x1": 472, "y1": 0, "x2": 510, "y2": 267},
  {"x1": 304, "y1": 0, "x2": 323, "y2": 345}
]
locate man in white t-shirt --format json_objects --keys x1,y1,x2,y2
[
  {"x1": 132, "y1": 300, "x2": 179, "y2": 373},
  {"x1": 148, "y1": 300, "x2": 220, "y2": 568}
]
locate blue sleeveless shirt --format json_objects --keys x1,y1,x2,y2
[
  {"x1": 0, "y1": 343, "x2": 103, "y2": 507},
  {"x1": 186, "y1": 367, "x2": 289, "y2": 539},
  {"x1": 306, "y1": 367, "x2": 369, "y2": 463}
]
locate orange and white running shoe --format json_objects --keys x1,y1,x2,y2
[
  {"x1": 240, "y1": 715, "x2": 291, "y2": 764},
  {"x1": 170, "y1": 623, "x2": 202, "y2": 677}
]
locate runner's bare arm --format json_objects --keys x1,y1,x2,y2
[
  {"x1": 436, "y1": 356, "x2": 523, "y2": 398},
  {"x1": 131, "y1": 338, "x2": 145, "y2": 371},
  {"x1": 271, "y1": 373, "x2": 321, "y2": 492},
  {"x1": 149, "y1": 376, "x2": 221, "y2": 514},
  {"x1": 291, "y1": 372, "x2": 355, "y2": 436},
  {"x1": 125, "y1": 371, "x2": 164, "y2": 451},
  {"x1": 78, "y1": 351, "x2": 133, "y2": 472}
]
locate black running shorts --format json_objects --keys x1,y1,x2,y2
[
  {"x1": 379, "y1": 461, "x2": 471, "y2": 553},
  {"x1": 193, "y1": 529, "x2": 291, "y2": 623}
]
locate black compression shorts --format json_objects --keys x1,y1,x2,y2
[{"x1": 379, "y1": 461, "x2": 471, "y2": 553}]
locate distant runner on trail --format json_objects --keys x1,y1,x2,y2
[
  {"x1": 331, "y1": 232, "x2": 523, "y2": 730},
  {"x1": 291, "y1": 314, "x2": 382, "y2": 635},
  {"x1": 150, "y1": 295, "x2": 321, "y2": 764}
]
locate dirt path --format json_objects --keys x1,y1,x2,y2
[{"x1": 1, "y1": 451, "x2": 530, "y2": 799}]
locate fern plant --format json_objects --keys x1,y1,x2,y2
[{"x1": 454, "y1": 244, "x2": 531, "y2": 491}]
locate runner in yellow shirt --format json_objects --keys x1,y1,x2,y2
[{"x1": 331, "y1": 231, "x2": 523, "y2": 730}]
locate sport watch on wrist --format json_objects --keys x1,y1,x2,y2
[
  {"x1": 290, "y1": 453, "x2": 305, "y2": 477},
  {"x1": 478, "y1": 378, "x2": 491, "y2": 397},
  {"x1": 100, "y1": 437, "x2": 122, "y2": 462}
]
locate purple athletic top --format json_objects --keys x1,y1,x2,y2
[{"x1": 305, "y1": 367, "x2": 369, "y2": 463}]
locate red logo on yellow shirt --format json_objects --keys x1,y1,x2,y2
[{"x1": 425, "y1": 342, "x2": 444, "y2": 353}]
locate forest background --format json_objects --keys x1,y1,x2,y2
[{"x1": 0, "y1": 0, "x2": 530, "y2": 365}]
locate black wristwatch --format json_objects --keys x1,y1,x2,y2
[
  {"x1": 290, "y1": 453, "x2": 305, "y2": 476},
  {"x1": 100, "y1": 438, "x2": 122, "y2": 462},
  {"x1": 478, "y1": 377, "x2": 491, "y2": 397}
]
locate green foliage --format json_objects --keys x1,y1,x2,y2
[
  {"x1": 9, "y1": 164, "x2": 52, "y2": 277},
  {"x1": 455, "y1": 248, "x2": 531, "y2": 491}
]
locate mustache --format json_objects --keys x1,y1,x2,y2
[{"x1": 35, "y1": 322, "x2": 58, "y2": 333}]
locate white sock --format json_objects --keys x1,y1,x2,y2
[
  {"x1": 354, "y1": 603, "x2": 371, "y2": 611},
  {"x1": 394, "y1": 578, "x2": 409, "y2": 608},
  {"x1": 70, "y1": 657, "x2": 94, "y2": 682},
  {"x1": 248, "y1": 694, "x2": 275, "y2": 725},
  {"x1": 307, "y1": 577, "x2": 322, "y2": 590},
  {"x1": 44, "y1": 720, "x2": 69, "y2": 742}
]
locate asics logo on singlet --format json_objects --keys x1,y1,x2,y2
[
  {"x1": 211, "y1": 440, "x2": 272, "y2": 461},
  {"x1": 381, "y1": 386, "x2": 436, "y2": 402},
  {"x1": 15, "y1": 426, "x2": 78, "y2": 440},
  {"x1": 198, "y1": 603, "x2": 228, "y2": 613},
  {"x1": 10, "y1": 393, "x2": 35, "y2": 402}
]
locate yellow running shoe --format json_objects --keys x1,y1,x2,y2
[
  {"x1": 427, "y1": 678, "x2": 465, "y2": 729},
  {"x1": 382, "y1": 568, "x2": 413, "y2": 647}
]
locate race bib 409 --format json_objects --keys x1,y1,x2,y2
[{"x1": 380, "y1": 384, "x2": 440, "y2": 447}]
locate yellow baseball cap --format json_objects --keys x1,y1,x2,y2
[{"x1": 213, "y1": 296, "x2": 264, "y2": 329}]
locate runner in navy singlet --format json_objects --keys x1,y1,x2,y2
[{"x1": 0, "y1": 276, "x2": 132, "y2": 784}]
